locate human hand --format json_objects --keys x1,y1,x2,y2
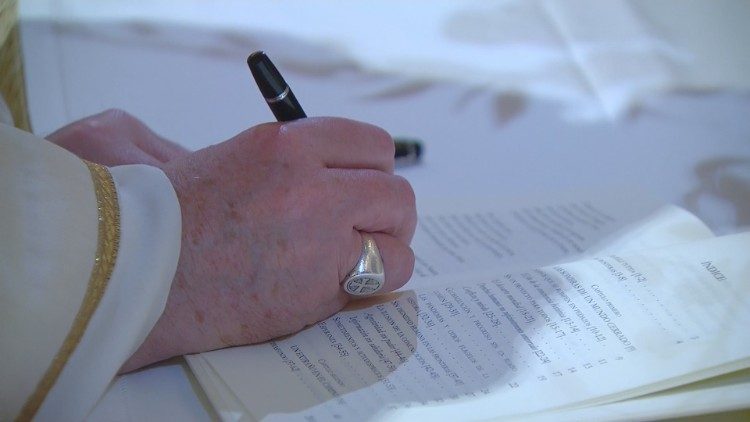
[
  {"x1": 121, "y1": 117, "x2": 417, "y2": 371},
  {"x1": 47, "y1": 109, "x2": 190, "y2": 166}
]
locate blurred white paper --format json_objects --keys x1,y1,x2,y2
[{"x1": 22, "y1": 0, "x2": 750, "y2": 120}]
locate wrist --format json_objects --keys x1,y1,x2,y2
[{"x1": 119, "y1": 293, "x2": 181, "y2": 372}]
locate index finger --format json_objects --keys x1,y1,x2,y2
[{"x1": 279, "y1": 117, "x2": 395, "y2": 173}]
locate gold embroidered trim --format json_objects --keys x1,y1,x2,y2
[
  {"x1": 16, "y1": 161, "x2": 120, "y2": 421},
  {"x1": 0, "y1": 0, "x2": 31, "y2": 131}
]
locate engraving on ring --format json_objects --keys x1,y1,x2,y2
[{"x1": 345, "y1": 276, "x2": 383, "y2": 296}]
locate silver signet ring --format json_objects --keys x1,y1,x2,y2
[{"x1": 342, "y1": 233, "x2": 385, "y2": 296}]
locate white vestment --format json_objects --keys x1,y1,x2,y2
[{"x1": 0, "y1": 123, "x2": 181, "y2": 421}]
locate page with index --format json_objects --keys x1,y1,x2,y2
[
  {"x1": 193, "y1": 232, "x2": 750, "y2": 421},
  {"x1": 408, "y1": 192, "x2": 713, "y2": 289}
]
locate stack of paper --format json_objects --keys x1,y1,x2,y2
[{"x1": 186, "y1": 192, "x2": 750, "y2": 420}]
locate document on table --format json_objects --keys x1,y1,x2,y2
[
  {"x1": 189, "y1": 231, "x2": 750, "y2": 421},
  {"x1": 185, "y1": 191, "x2": 750, "y2": 420},
  {"x1": 408, "y1": 192, "x2": 712, "y2": 286}
]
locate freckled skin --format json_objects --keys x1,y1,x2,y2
[
  {"x1": 153, "y1": 120, "x2": 416, "y2": 369},
  {"x1": 47, "y1": 110, "x2": 417, "y2": 372}
]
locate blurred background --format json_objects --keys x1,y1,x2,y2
[
  {"x1": 6, "y1": 0, "x2": 750, "y2": 419},
  {"x1": 16, "y1": 0, "x2": 750, "y2": 237}
]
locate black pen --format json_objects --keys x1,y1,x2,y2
[
  {"x1": 247, "y1": 51, "x2": 422, "y2": 162},
  {"x1": 247, "y1": 51, "x2": 306, "y2": 121}
]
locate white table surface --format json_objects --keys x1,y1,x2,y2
[{"x1": 21, "y1": 15, "x2": 750, "y2": 422}]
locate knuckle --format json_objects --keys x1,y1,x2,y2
[
  {"x1": 94, "y1": 108, "x2": 138, "y2": 131},
  {"x1": 59, "y1": 119, "x2": 106, "y2": 144},
  {"x1": 72, "y1": 108, "x2": 136, "y2": 140},
  {"x1": 246, "y1": 123, "x2": 297, "y2": 159},
  {"x1": 245, "y1": 122, "x2": 277, "y2": 142},
  {"x1": 99, "y1": 108, "x2": 133, "y2": 122},
  {"x1": 275, "y1": 123, "x2": 301, "y2": 152}
]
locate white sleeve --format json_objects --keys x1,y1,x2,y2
[{"x1": 0, "y1": 123, "x2": 181, "y2": 421}]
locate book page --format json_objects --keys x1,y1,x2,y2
[
  {"x1": 514, "y1": 368, "x2": 750, "y2": 422},
  {"x1": 198, "y1": 233, "x2": 750, "y2": 421},
  {"x1": 184, "y1": 361, "x2": 750, "y2": 422},
  {"x1": 409, "y1": 194, "x2": 713, "y2": 289},
  {"x1": 186, "y1": 355, "x2": 248, "y2": 421}
]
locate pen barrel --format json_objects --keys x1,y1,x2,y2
[
  {"x1": 269, "y1": 90, "x2": 306, "y2": 122},
  {"x1": 394, "y1": 139, "x2": 423, "y2": 161}
]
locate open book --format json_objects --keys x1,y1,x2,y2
[{"x1": 186, "y1": 193, "x2": 750, "y2": 421}]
